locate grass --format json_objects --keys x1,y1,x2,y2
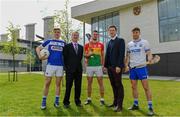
[{"x1": 0, "y1": 73, "x2": 180, "y2": 116}]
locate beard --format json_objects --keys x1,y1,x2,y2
[{"x1": 93, "y1": 38, "x2": 97, "y2": 41}]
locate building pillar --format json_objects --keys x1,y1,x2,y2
[
  {"x1": 42, "y1": 16, "x2": 54, "y2": 40},
  {"x1": 25, "y1": 23, "x2": 36, "y2": 41},
  {"x1": 42, "y1": 16, "x2": 54, "y2": 71}
]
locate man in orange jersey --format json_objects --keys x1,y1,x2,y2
[{"x1": 84, "y1": 30, "x2": 105, "y2": 105}]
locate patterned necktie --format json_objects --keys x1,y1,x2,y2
[
  {"x1": 109, "y1": 39, "x2": 114, "y2": 49},
  {"x1": 74, "y1": 43, "x2": 78, "y2": 54}
]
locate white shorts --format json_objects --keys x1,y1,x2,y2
[
  {"x1": 45, "y1": 65, "x2": 64, "y2": 77},
  {"x1": 86, "y1": 66, "x2": 103, "y2": 77}
]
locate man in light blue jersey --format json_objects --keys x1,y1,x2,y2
[
  {"x1": 124, "y1": 27, "x2": 154, "y2": 116},
  {"x1": 36, "y1": 28, "x2": 65, "y2": 110}
]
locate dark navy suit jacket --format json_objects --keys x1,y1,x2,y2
[{"x1": 104, "y1": 37, "x2": 125, "y2": 68}]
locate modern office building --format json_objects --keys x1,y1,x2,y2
[
  {"x1": 71, "y1": 0, "x2": 180, "y2": 76},
  {"x1": 0, "y1": 24, "x2": 42, "y2": 72}
]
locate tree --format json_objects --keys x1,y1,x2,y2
[
  {"x1": 1, "y1": 22, "x2": 21, "y2": 81},
  {"x1": 23, "y1": 50, "x2": 36, "y2": 71},
  {"x1": 54, "y1": 0, "x2": 82, "y2": 43}
]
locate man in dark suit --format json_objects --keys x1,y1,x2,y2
[
  {"x1": 63, "y1": 31, "x2": 83, "y2": 108},
  {"x1": 104, "y1": 25, "x2": 125, "y2": 112}
]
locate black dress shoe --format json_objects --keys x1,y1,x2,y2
[
  {"x1": 114, "y1": 106, "x2": 122, "y2": 112},
  {"x1": 108, "y1": 104, "x2": 115, "y2": 108},
  {"x1": 64, "y1": 104, "x2": 70, "y2": 108},
  {"x1": 76, "y1": 103, "x2": 82, "y2": 107}
]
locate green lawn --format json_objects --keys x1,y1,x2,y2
[{"x1": 0, "y1": 73, "x2": 180, "y2": 116}]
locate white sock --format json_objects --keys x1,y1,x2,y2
[{"x1": 42, "y1": 96, "x2": 47, "y2": 99}]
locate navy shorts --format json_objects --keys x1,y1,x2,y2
[{"x1": 129, "y1": 66, "x2": 148, "y2": 80}]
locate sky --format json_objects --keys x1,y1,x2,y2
[{"x1": 0, "y1": 0, "x2": 93, "y2": 39}]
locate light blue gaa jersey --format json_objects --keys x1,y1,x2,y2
[{"x1": 41, "y1": 39, "x2": 65, "y2": 66}]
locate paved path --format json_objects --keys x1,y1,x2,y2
[
  {"x1": 32, "y1": 72, "x2": 180, "y2": 82},
  {"x1": 1, "y1": 72, "x2": 180, "y2": 81}
]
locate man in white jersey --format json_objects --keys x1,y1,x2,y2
[
  {"x1": 124, "y1": 27, "x2": 154, "y2": 116},
  {"x1": 36, "y1": 28, "x2": 65, "y2": 110}
]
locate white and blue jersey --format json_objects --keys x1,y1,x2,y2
[
  {"x1": 127, "y1": 39, "x2": 150, "y2": 68},
  {"x1": 41, "y1": 39, "x2": 65, "y2": 66},
  {"x1": 127, "y1": 39, "x2": 150, "y2": 80}
]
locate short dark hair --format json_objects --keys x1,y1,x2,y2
[
  {"x1": 93, "y1": 30, "x2": 98, "y2": 33},
  {"x1": 108, "y1": 25, "x2": 117, "y2": 31},
  {"x1": 132, "y1": 27, "x2": 140, "y2": 32},
  {"x1": 53, "y1": 28, "x2": 61, "y2": 32}
]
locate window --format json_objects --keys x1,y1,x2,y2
[
  {"x1": 167, "y1": 0, "x2": 176, "y2": 18},
  {"x1": 105, "y1": 13, "x2": 113, "y2": 30},
  {"x1": 177, "y1": 0, "x2": 180, "y2": 16},
  {"x1": 158, "y1": 0, "x2": 180, "y2": 42},
  {"x1": 92, "y1": 17, "x2": 98, "y2": 31},
  {"x1": 0, "y1": 59, "x2": 27, "y2": 68},
  {"x1": 0, "y1": 60, "x2": 4, "y2": 67},
  {"x1": 99, "y1": 16, "x2": 105, "y2": 32},
  {"x1": 112, "y1": 12, "x2": 120, "y2": 31},
  {"x1": 91, "y1": 11, "x2": 120, "y2": 44},
  {"x1": 159, "y1": 0, "x2": 168, "y2": 20}
]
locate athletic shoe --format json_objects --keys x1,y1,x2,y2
[
  {"x1": 84, "y1": 99, "x2": 92, "y2": 105},
  {"x1": 54, "y1": 102, "x2": 60, "y2": 108},
  {"x1": 148, "y1": 108, "x2": 154, "y2": 116},
  {"x1": 41, "y1": 101, "x2": 46, "y2": 110},
  {"x1": 100, "y1": 100, "x2": 105, "y2": 105},
  {"x1": 128, "y1": 104, "x2": 139, "y2": 110}
]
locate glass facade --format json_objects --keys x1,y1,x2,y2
[
  {"x1": 0, "y1": 59, "x2": 27, "y2": 68},
  {"x1": 158, "y1": 0, "x2": 180, "y2": 42},
  {"x1": 91, "y1": 11, "x2": 120, "y2": 45}
]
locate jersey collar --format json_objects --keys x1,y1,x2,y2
[{"x1": 133, "y1": 38, "x2": 141, "y2": 43}]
